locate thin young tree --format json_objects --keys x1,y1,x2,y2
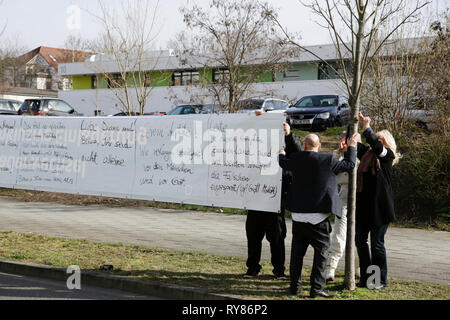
[
  {"x1": 176, "y1": 0, "x2": 294, "y2": 113},
  {"x1": 268, "y1": 0, "x2": 430, "y2": 290}
]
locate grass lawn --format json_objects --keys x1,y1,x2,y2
[{"x1": 0, "y1": 231, "x2": 448, "y2": 300}]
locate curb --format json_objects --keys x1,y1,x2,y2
[{"x1": 0, "y1": 260, "x2": 241, "y2": 300}]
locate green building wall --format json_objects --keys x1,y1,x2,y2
[
  {"x1": 70, "y1": 61, "x2": 339, "y2": 90},
  {"x1": 275, "y1": 62, "x2": 319, "y2": 81},
  {"x1": 72, "y1": 75, "x2": 92, "y2": 90}
]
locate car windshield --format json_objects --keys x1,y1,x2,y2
[
  {"x1": 167, "y1": 105, "x2": 202, "y2": 115},
  {"x1": 237, "y1": 100, "x2": 264, "y2": 110},
  {"x1": 202, "y1": 104, "x2": 221, "y2": 114},
  {"x1": 11, "y1": 101, "x2": 21, "y2": 110},
  {"x1": 294, "y1": 96, "x2": 339, "y2": 108},
  {"x1": 0, "y1": 101, "x2": 15, "y2": 111}
]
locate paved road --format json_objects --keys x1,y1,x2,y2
[
  {"x1": 0, "y1": 198, "x2": 449, "y2": 286},
  {"x1": 0, "y1": 272, "x2": 160, "y2": 300}
]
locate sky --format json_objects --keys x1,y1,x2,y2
[{"x1": 0, "y1": 0, "x2": 448, "y2": 52}]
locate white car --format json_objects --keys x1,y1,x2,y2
[{"x1": 236, "y1": 98, "x2": 291, "y2": 114}]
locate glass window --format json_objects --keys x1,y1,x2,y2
[
  {"x1": 167, "y1": 106, "x2": 184, "y2": 115},
  {"x1": 0, "y1": 101, "x2": 14, "y2": 110},
  {"x1": 29, "y1": 101, "x2": 41, "y2": 112},
  {"x1": 11, "y1": 101, "x2": 21, "y2": 110},
  {"x1": 264, "y1": 100, "x2": 275, "y2": 110},
  {"x1": 237, "y1": 99, "x2": 264, "y2": 110},
  {"x1": 272, "y1": 100, "x2": 289, "y2": 110},
  {"x1": 294, "y1": 96, "x2": 339, "y2": 108},
  {"x1": 172, "y1": 71, "x2": 200, "y2": 86},
  {"x1": 213, "y1": 69, "x2": 230, "y2": 83},
  {"x1": 48, "y1": 100, "x2": 73, "y2": 113}
]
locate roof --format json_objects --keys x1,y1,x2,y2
[
  {"x1": 0, "y1": 87, "x2": 58, "y2": 98},
  {"x1": 20, "y1": 46, "x2": 95, "y2": 72},
  {"x1": 58, "y1": 37, "x2": 433, "y2": 76}
]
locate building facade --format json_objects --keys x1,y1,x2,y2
[{"x1": 58, "y1": 43, "x2": 355, "y2": 116}]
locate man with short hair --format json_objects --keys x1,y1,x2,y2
[
  {"x1": 279, "y1": 132, "x2": 359, "y2": 298},
  {"x1": 245, "y1": 122, "x2": 302, "y2": 279}
]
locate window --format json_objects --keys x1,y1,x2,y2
[
  {"x1": 107, "y1": 73, "x2": 125, "y2": 88},
  {"x1": 294, "y1": 96, "x2": 339, "y2": 108},
  {"x1": 272, "y1": 100, "x2": 290, "y2": 110},
  {"x1": 11, "y1": 101, "x2": 21, "y2": 110},
  {"x1": 48, "y1": 100, "x2": 73, "y2": 113},
  {"x1": 264, "y1": 100, "x2": 275, "y2": 110},
  {"x1": 92, "y1": 75, "x2": 98, "y2": 89},
  {"x1": 172, "y1": 71, "x2": 200, "y2": 86},
  {"x1": 237, "y1": 99, "x2": 265, "y2": 110},
  {"x1": 284, "y1": 70, "x2": 301, "y2": 78},
  {"x1": 167, "y1": 106, "x2": 184, "y2": 115},
  {"x1": 0, "y1": 101, "x2": 14, "y2": 111},
  {"x1": 213, "y1": 69, "x2": 230, "y2": 83},
  {"x1": 144, "y1": 72, "x2": 151, "y2": 87}
]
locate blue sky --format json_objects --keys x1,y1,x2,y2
[{"x1": 0, "y1": 0, "x2": 447, "y2": 51}]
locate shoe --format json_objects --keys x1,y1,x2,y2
[
  {"x1": 243, "y1": 270, "x2": 259, "y2": 278},
  {"x1": 356, "y1": 281, "x2": 368, "y2": 288},
  {"x1": 273, "y1": 273, "x2": 288, "y2": 280},
  {"x1": 325, "y1": 268, "x2": 335, "y2": 282},
  {"x1": 289, "y1": 286, "x2": 300, "y2": 295},
  {"x1": 310, "y1": 290, "x2": 335, "y2": 299}
]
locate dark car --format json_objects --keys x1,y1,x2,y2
[
  {"x1": 0, "y1": 99, "x2": 20, "y2": 115},
  {"x1": 286, "y1": 95, "x2": 350, "y2": 131},
  {"x1": 18, "y1": 99, "x2": 81, "y2": 117},
  {"x1": 200, "y1": 104, "x2": 222, "y2": 114},
  {"x1": 166, "y1": 104, "x2": 204, "y2": 115}
]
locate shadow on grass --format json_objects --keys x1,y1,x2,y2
[{"x1": 89, "y1": 268, "x2": 298, "y2": 298}]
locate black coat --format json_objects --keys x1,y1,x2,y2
[
  {"x1": 279, "y1": 147, "x2": 356, "y2": 218},
  {"x1": 357, "y1": 128, "x2": 396, "y2": 226},
  {"x1": 248, "y1": 133, "x2": 303, "y2": 216}
]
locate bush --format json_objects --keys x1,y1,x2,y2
[{"x1": 393, "y1": 133, "x2": 450, "y2": 226}]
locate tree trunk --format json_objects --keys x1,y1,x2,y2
[{"x1": 344, "y1": 4, "x2": 365, "y2": 291}]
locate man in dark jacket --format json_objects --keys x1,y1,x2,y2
[
  {"x1": 279, "y1": 132, "x2": 359, "y2": 298},
  {"x1": 245, "y1": 123, "x2": 302, "y2": 279}
]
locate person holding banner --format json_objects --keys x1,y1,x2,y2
[
  {"x1": 279, "y1": 133, "x2": 358, "y2": 298},
  {"x1": 324, "y1": 131, "x2": 360, "y2": 282},
  {"x1": 244, "y1": 121, "x2": 302, "y2": 279},
  {"x1": 355, "y1": 112, "x2": 401, "y2": 289}
]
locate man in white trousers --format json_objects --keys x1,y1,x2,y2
[{"x1": 325, "y1": 135, "x2": 355, "y2": 282}]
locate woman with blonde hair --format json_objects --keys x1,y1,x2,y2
[{"x1": 355, "y1": 112, "x2": 401, "y2": 290}]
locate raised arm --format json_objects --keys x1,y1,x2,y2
[
  {"x1": 331, "y1": 133, "x2": 359, "y2": 175},
  {"x1": 284, "y1": 123, "x2": 303, "y2": 156},
  {"x1": 359, "y1": 112, "x2": 394, "y2": 161}
]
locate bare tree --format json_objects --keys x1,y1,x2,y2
[
  {"x1": 89, "y1": 0, "x2": 168, "y2": 115},
  {"x1": 362, "y1": 34, "x2": 429, "y2": 133},
  {"x1": 0, "y1": 39, "x2": 30, "y2": 89},
  {"x1": 176, "y1": 0, "x2": 294, "y2": 113},
  {"x1": 268, "y1": 0, "x2": 430, "y2": 290}
]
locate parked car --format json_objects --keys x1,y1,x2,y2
[
  {"x1": 236, "y1": 97, "x2": 291, "y2": 113},
  {"x1": 112, "y1": 111, "x2": 166, "y2": 116},
  {"x1": 405, "y1": 97, "x2": 439, "y2": 130},
  {"x1": 166, "y1": 104, "x2": 204, "y2": 115},
  {"x1": 17, "y1": 99, "x2": 81, "y2": 117},
  {"x1": 200, "y1": 104, "x2": 222, "y2": 114},
  {"x1": 0, "y1": 99, "x2": 20, "y2": 115},
  {"x1": 286, "y1": 95, "x2": 350, "y2": 131}
]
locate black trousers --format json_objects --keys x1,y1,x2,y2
[
  {"x1": 290, "y1": 219, "x2": 331, "y2": 294},
  {"x1": 246, "y1": 211, "x2": 287, "y2": 275},
  {"x1": 356, "y1": 221, "x2": 389, "y2": 286}
]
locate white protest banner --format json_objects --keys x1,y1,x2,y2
[{"x1": 0, "y1": 113, "x2": 284, "y2": 212}]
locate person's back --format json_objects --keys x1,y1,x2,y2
[
  {"x1": 278, "y1": 133, "x2": 358, "y2": 298},
  {"x1": 286, "y1": 151, "x2": 341, "y2": 216},
  {"x1": 279, "y1": 134, "x2": 356, "y2": 217}
]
